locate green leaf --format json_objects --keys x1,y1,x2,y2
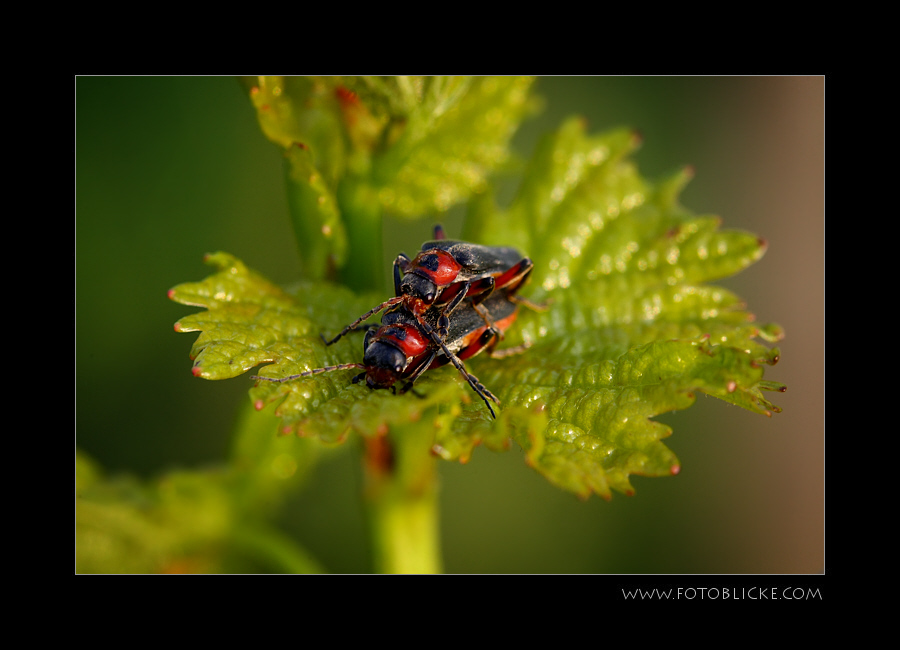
[
  {"x1": 240, "y1": 76, "x2": 537, "y2": 287},
  {"x1": 282, "y1": 143, "x2": 348, "y2": 282},
  {"x1": 367, "y1": 76, "x2": 538, "y2": 216},
  {"x1": 169, "y1": 118, "x2": 784, "y2": 500},
  {"x1": 169, "y1": 251, "x2": 472, "y2": 443},
  {"x1": 458, "y1": 117, "x2": 785, "y2": 497}
]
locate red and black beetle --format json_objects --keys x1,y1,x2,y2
[
  {"x1": 322, "y1": 225, "x2": 536, "y2": 348},
  {"x1": 254, "y1": 289, "x2": 524, "y2": 418},
  {"x1": 394, "y1": 224, "x2": 535, "y2": 310}
]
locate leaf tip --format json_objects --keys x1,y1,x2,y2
[
  {"x1": 670, "y1": 464, "x2": 681, "y2": 476},
  {"x1": 191, "y1": 365, "x2": 203, "y2": 377},
  {"x1": 758, "y1": 323, "x2": 786, "y2": 343}
]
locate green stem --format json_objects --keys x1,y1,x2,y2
[
  {"x1": 364, "y1": 422, "x2": 442, "y2": 574},
  {"x1": 337, "y1": 178, "x2": 443, "y2": 573},
  {"x1": 287, "y1": 159, "x2": 442, "y2": 573},
  {"x1": 336, "y1": 177, "x2": 385, "y2": 293},
  {"x1": 228, "y1": 524, "x2": 327, "y2": 574}
]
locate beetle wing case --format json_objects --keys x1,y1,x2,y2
[
  {"x1": 421, "y1": 239, "x2": 525, "y2": 279},
  {"x1": 440, "y1": 289, "x2": 519, "y2": 357}
]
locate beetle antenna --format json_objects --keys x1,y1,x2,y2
[
  {"x1": 323, "y1": 296, "x2": 404, "y2": 346},
  {"x1": 252, "y1": 363, "x2": 365, "y2": 383}
]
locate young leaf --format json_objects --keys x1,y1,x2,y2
[
  {"x1": 458, "y1": 117, "x2": 785, "y2": 498},
  {"x1": 169, "y1": 252, "x2": 474, "y2": 443},
  {"x1": 241, "y1": 76, "x2": 538, "y2": 287}
]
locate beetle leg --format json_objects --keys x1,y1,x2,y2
[
  {"x1": 489, "y1": 340, "x2": 533, "y2": 359},
  {"x1": 468, "y1": 276, "x2": 496, "y2": 305},
  {"x1": 411, "y1": 311, "x2": 499, "y2": 418},
  {"x1": 442, "y1": 281, "x2": 471, "y2": 315},
  {"x1": 472, "y1": 302, "x2": 500, "y2": 336},
  {"x1": 361, "y1": 323, "x2": 380, "y2": 351},
  {"x1": 322, "y1": 296, "x2": 404, "y2": 346},
  {"x1": 480, "y1": 325, "x2": 503, "y2": 354},
  {"x1": 491, "y1": 258, "x2": 540, "y2": 306},
  {"x1": 509, "y1": 294, "x2": 550, "y2": 312},
  {"x1": 398, "y1": 350, "x2": 438, "y2": 393},
  {"x1": 437, "y1": 276, "x2": 495, "y2": 310},
  {"x1": 393, "y1": 253, "x2": 411, "y2": 296},
  {"x1": 448, "y1": 359, "x2": 499, "y2": 418},
  {"x1": 435, "y1": 280, "x2": 472, "y2": 339},
  {"x1": 493, "y1": 258, "x2": 549, "y2": 311}
]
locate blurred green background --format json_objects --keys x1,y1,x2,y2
[{"x1": 75, "y1": 76, "x2": 824, "y2": 573}]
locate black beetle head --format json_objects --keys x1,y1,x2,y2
[
  {"x1": 400, "y1": 272, "x2": 438, "y2": 304},
  {"x1": 363, "y1": 341, "x2": 408, "y2": 388}
]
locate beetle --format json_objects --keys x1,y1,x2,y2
[
  {"x1": 253, "y1": 289, "x2": 523, "y2": 418},
  {"x1": 322, "y1": 225, "x2": 536, "y2": 348},
  {"x1": 394, "y1": 224, "x2": 535, "y2": 310}
]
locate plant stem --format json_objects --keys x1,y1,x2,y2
[
  {"x1": 336, "y1": 177, "x2": 384, "y2": 294},
  {"x1": 363, "y1": 421, "x2": 442, "y2": 574},
  {"x1": 228, "y1": 524, "x2": 327, "y2": 574},
  {"x1": 335, "y1": 176, "x2": 442, "y2": 572}
]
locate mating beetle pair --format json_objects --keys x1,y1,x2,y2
[
  {"x1": 394, "y1": 225, "x2": 534, "y2": 318},
  {"x1": 255, "y1": 226, "x2": 536, "y2": 417}
]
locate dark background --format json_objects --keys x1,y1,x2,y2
[{"x1": 75, "y1": 76, "x2": 824, "y2": 573}]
